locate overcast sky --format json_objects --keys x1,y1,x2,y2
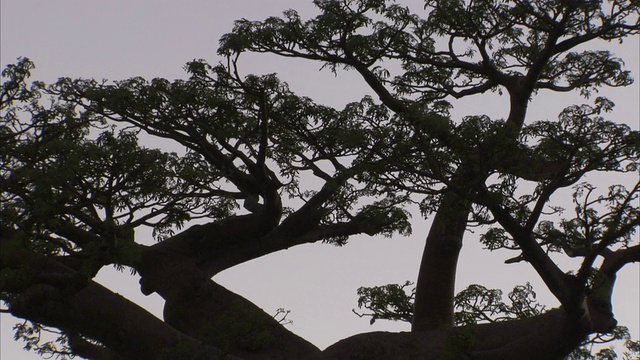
[{"x1": 1, "y1": 1, "x2": 638, "y2": 359}]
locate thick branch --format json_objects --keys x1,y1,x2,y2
[
  {"x1": 1, "y1": 234, "x2": 231, "y2": 360},
  {"x1": 66, "y1": 332, "x2": 126, "y2": 360},
  {"x1": 326, "y1": 308, "x2": 587, "y2": 359},
  {"x1": 600, "y1": 244, "x2": 640, "y2": 279},
  {"x1": 154, "y1": 199, "x2": 392, "y2": 279},
  {"x1": 139, "y1": 247, "x2": 322, "y2": 359}
]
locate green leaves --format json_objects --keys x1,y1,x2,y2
[
  {"x1": 221, "y1": 0, "x2": 638, "y2": 106},
  {"x1": 568, "y1": 325, "x2": 640, "y2": 360},
  {"x1": 354, "y1": 281, "x2": 545, "y2": 326},
  {"x1": 2, "y1": 54, "x2": 418, "y2": 265},
  {"x1": 354, "y1": 281, "x2": 415, "y2": 324},
  {"x1": 453, "y1": 282, "x2": 545, "y2": 326},
  {"x1": 356, "y1": 196, "x2": 412, "y2": 237},
  {"x1": 12, "y1": 321, "x2": 73, "y2": 360},
  {"x1": 1, "y1": 57, "x2": 38, "y2": 108},
  {"x1": 2, "y1": 60, "x2": 238, "y2": 259},
  {"x1": 2, "y1": 1, "x2": 639, "y2": 357}
]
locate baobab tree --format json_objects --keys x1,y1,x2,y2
[{"x1": 1, "y1": 0, "x2": 639, "y2": 359}]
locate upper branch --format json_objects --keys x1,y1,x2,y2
[{"x1": 600, "y1": 244, "x2": 640, "y2": 279}]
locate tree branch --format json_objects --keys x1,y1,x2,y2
[
  {"x1": 600, "y1": 244, "x2": 640, "y2": 279},
  {"x1": 1, "y1": 234, "x2": 231, "y2": 360},
  {"x1": 475, "y1": 187, "x2": 575, "y2": 306}
]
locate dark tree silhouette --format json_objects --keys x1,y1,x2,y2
[{"x1": 2, "y1": 1, "x2": 639, "y2": 359}]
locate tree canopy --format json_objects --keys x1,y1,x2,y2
[{"x1": 1, "y1": 0, "x2": 639, "y2": 359}]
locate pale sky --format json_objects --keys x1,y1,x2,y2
[{"x1": 1, "y1": 1, "x2": 638, "y2": 359}]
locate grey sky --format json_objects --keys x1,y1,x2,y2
[{"x1": 1, "y1": 1, "x2": 638, "y2": 359}]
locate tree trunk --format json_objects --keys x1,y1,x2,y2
[{"x1": 412, "y1": 191, "x2": 469, "y2": 331}]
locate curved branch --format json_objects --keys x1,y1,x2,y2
[
  {"x1": 446, "y1": 79, "x2": 498, "y2": 99},
  {"x1": 325, "y1": 308, "x2": 584, "y2": 359},
  {"x1": 1, "y1": 234, "x2": 231, "y2": 360},
  {"x1": 348, "y1": 60, "x2": 407, "y2": 113},
  {"x1": 600, "y1": 244, "x2": 640, "y2": 279}
]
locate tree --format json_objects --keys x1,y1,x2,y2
[{"x1": 1, "y1": 0, "x2": 639, "y2": 359}]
